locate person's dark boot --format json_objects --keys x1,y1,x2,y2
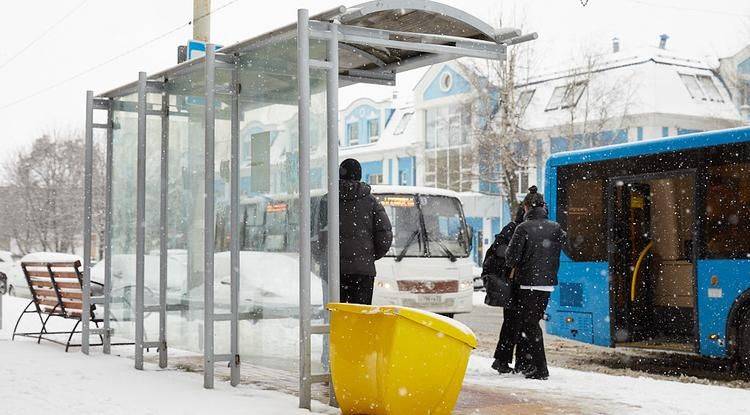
[
  {"x1": 523, "y1": 366, "x2": 549, "y2": 380},
  {"x1": 491, "y1": 359, "x2": 514, "y2": 374}
]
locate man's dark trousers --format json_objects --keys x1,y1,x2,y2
[
  {"x1": 517, "y1": 289, "x2": 551, "y2": 376},
  {"x1": 340, "y1": 274, "x2": 374, "y2": 304}
]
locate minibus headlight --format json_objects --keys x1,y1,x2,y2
[
  {"x1": 460, "y1": 280, "x2": 474, "y2": 291},
  {"x1": 376, "y1": 280, "x2": 394, "y2": 290}
]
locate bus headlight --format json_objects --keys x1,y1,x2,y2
[
  {"x1": 459, "y1": 280, "x2": 474, "y2": 291},
  {"x1": 376, "y1": 281, "x2": 394, "y2": 290}
]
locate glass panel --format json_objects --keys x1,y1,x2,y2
[
  {"x1": 436, "y1": 150, "x2": 448, "y2": 189},
  {"x1": 437, "y1": 106, "x2": 449, "y2": 148},
  {"x1": 680, "y1": 74, "x2": 705, "y2": 99},
  {"x1": 697, "y1": 75, "x2": 722, "y2": 101},
  {"x1": 236, "y1": 36, "x2": 328, "y2": 372},
  {"x1": 558, "y1": 168, "x2": 606, "y2": 261},
  {"x1": 449, "y1": 148, "x2": 460, "y2": 192},
  {"x1": 163, "y1": 67, "x2": 206, "y2": 353},
  {"x1": 108, "y1": 93, "x2": 139, "y2": 341},
  {"x1": 546, "y1": 86, "x2": 567, "y2": 110},
  {"x1": 704, "y1": 162, "x2": 750, "y2": 259},
  {"x1": 425, "y1": 109, "x2": 436, "y2": 149},
  {"x1": 374, "y1": 194, "x2": 422, "y2": 257},
  {"x1": 420, "y1": 196, "x2": 470, "y2": 257}
]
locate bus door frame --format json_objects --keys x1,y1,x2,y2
[{"x1": 606, "y1": 168, "x2": 700, "y2": 352}]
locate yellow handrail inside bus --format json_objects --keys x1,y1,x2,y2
[{"x1": 630, "y1": 240, "x2": 654, "y2": 302}]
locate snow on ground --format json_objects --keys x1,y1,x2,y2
[
  {"x1": 3, "y1": 292, "x2": 750, "y2": 415},
  {"x1": 465, "y1": 354, "x2": 750, "y2": 414},
  {"x1": 0, "y1": 295, "x2": 334, "y2": 415}
]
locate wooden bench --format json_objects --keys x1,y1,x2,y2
[{"x1": 12, "y1": 260, "x2": 107, "y2": 351}]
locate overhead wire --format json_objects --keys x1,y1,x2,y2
[
  {"x1": 0, "y1": 0, "x2": 244, "y2": 111},
  {"x1": 0, "y1": 0, "x2": 90, "y2": 71}
]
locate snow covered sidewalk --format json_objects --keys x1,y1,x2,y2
[
  {"x1": 462, "y1": 355, "x2": 750, "y2": 414},
  {"x1": 0, "y1": 295, "x2": 334, "y2": 415},
  {"x1": 3, "y1": 293, "x2": 749, "y2": 415}
]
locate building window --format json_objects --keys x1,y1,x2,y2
[
  {"x1": 347, "y1": 122, "x2": 359, "y2": 145},
  {"x1": 546, "y1": 82, "x2": 586, "y2": 111},
  {"x1": 517, "y1": 89, "x2": 535, "y2": 114},
  {"x1": 697, "y1": 75, "x2": 723, "y2": 101},
  {"x1": 679, "y1": 73, "x2": 724, "y2": 102},
  {"x1": 423, "y1": 104, "x2": 473, "y2": 192},
  {"x1": 367, "y1": 118, "x2": 380, "y2": 142},
  {"x1": 368, "y1": 174, "x2": 384, "y2": 185},
  {"x1": 440, "y1": 71, "x2": 453, "y2": 91},
  {"x1": 394, "y1": 112, "x2": 413, "y2": 135}
]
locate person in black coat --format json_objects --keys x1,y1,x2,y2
[
  {"x1": 484, "y1": 206, "x2": 531, "y2": 374},
  {"x1": 505, "y1": 186, "x2": 566, "y2": 380},
  {"x1": 316, "y1": 158, "x2": 393, "y2": 304}
]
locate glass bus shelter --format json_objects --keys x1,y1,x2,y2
[{"x1": 81, "y1": 0, "x2": 533, "y2": 408}]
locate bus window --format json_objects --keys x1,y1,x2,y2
[
  {"x1": 376, "y1": 195, "x2": 423, "y2": 257},
  {"x1": 703, "y1": 162, "x2": 750, "y2": 259},
  {"x1": 558, "y1": 172, "x2": 607, "y2": 262},
  {"x1": 420, "y1": 196, "x2": 470, "y2": 258}
]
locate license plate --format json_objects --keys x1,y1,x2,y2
[{"x1": 418, "y1": 295, "x2": 443, "y2": 305}]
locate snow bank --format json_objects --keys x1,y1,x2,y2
[{"x1": 20, "y1": 252, "x2": 81, "y2": 263}]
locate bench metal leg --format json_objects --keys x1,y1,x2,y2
[
  {"x1": 11, "y1": 301, "x2": 35, "y2": 341},
  {"x1": 65, "y1": 320, "x2": 82, "y2": 353},
  {"x1": 37, "y1": 305, "x2": 59, "y2": 344}
]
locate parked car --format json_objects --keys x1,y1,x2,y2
[{"x1": 0, "y1": 251, "x2": 25, "y2": 297}]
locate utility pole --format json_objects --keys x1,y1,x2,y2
[{"x1": 193, "y1": 0, "x2": 211, "y2": 42}]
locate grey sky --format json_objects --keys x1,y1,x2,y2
[{"x1": 0, "y1": 0, "x2": 748, "y2": 158}]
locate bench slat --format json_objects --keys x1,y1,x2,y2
[
  {"x1": 29, "y1": 280, "x2": 81, "y2": 290},
  {"x1": 37, "y1": 299, "x2": 83, "y2": 310}
]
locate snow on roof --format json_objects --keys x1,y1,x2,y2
[
  {"x1": 518, "y1": 46, "x2": 742, "y2": 131},
  {"x1": 371, "y1": 184, "x2": 461, "y2": 198}
]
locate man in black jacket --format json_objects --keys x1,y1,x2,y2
[
  {"x1": 318, "y1": 158, "x2": 393, "y2": 304},
  {"x1": 505, "y1": 186, "x2": 566, "y2": 380}
]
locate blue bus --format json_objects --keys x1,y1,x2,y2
[{"x1": 545, "y1": 127, "x2": 750, "y2": 369}]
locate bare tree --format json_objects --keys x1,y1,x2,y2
[
  {"x1": 0, "y1": 132, "x2": 105, "y2": 255},
  {"x1": 462, "y1": 36, "x2": 539, "y2": 213},
  {"x1": 464, "y1": 41, "x2": 637, "y2": 212}
]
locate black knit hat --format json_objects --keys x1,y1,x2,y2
[
  {"x1": 339, "y1": 158, "x2": 362, "y2": 181},
  {"x1": 523, "y1": 185, "x2": 545, "y2": 208}
]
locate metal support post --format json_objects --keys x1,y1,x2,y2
[
  {"x1": 82, "y1": 90, "x2": 94, "y2": 355},
  {"x1": 297, "y1": 8, "x2": 313, "y2": 410},
  {"x1": 326, "y1": 23, "x2": 341, "y2": 308},
  {"x1": 229, "y1": 55, "x2": 241, "y2": 387},
  {"x1": 135, "y1": 72, "x2": 148, "y2": 370},
  {"x1": 203, "y1": 44, "x2": 217, "y2": 389},
  {"x1": 158, "y1": 90, "x2": 170, "y2": 369},
  {"x1": 325, "y1": 22, "x2": 341, "y2": 408},
  {"x1": 103, "y1": 97, "x2": 114, "y2": 354}
]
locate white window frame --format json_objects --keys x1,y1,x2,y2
[
  {"x1": 347, "y1": 122, "x2": 359, "y2": 146},
  {"x1": 545, "y1": 82, "x2": 586, "y2": 111},
  {"x1": 394, "y1": 112, "x2": 413, "y2": 135},
  {"x1": 696, "y1": 75, "x2": 723, "y2": 102},
  {"x1": 367, "y1": 118, "x2": 380, "y2": 142}
]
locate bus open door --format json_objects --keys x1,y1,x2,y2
[{"x1": 608, "y1": 172, "x2": 698, "y2": 353}]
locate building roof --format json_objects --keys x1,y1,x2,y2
[
  {"x1": 517, "y1": 46, "x2": 742, "y2": 131},
  {"x1": 339, "y1": 103, "x2": 418, "y2": 158}
]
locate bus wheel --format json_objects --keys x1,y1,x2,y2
[{"x1": 740, "y1": 314, "x2": 750, "y2": 374}]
